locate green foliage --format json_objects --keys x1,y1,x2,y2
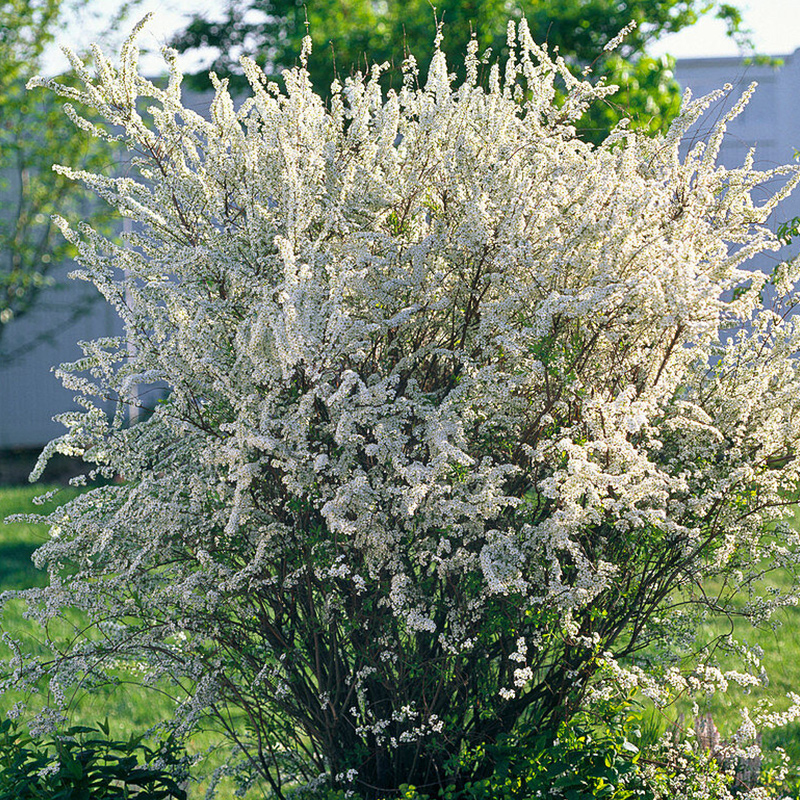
[
  {"x1": 354, "y1": 698, "x2": 728, "y2": 800},
  {"x1": 777, "y1": 215, "x2": 800, "y2": 245},
  {"x1": 0, "y1": 0, "x2": 120, "y2": 364},
  {"x1": 584, "y1": 53, "x2": 682, "y2": 141},
  {"x1": 170, "y1": 0, "x2": 752, "y2": 138},
  {"x1": 450, "y1": 715, "x2": 650, "y2": 800},
  {"x1": 0, "y1": 718, "x2": 188, "y2": 799}
]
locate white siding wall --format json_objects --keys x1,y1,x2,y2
[
  {"x1": 0, "y1": 90, "x2": 215, "y2": 449},
  {"x1": 2, "y1": 65, "x2": 799, "y2": 449},
  {"x1": 673, "y1": 50, "x2": 800, "y2": 278},
  {"x1": 0, "y1": 275, "x2": 122, "y2": 448}
]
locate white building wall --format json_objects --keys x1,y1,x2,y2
[
  {"x1": 673, "y1": 50, "x2": 800, "y2": 278},
  {"x1": 0, "y1": 276, "x2": 122, "y2": 449},
  {"x1": 2, "y1": 65, "x2": 800, "y2": 450},
  {"x1": 0, "y1": 91, "x2": 215, "y2": 450}
]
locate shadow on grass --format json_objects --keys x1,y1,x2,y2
[
  {"x1": 764, "y1": 718, "x2": 800, "y2": 765},
  {"x1": 0, "y1": 541, "x2": 47, "y2": 591}
]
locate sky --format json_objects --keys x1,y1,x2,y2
[
  {"x1": 42, "y1": 0, "x2": 800, "y2": 77},
  {"x1": 650, "y1": 0, "x2": 800, "y2": 59}
]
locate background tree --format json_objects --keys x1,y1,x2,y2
[
  {"x1": 170, "y1": 0, "x2": 753, "y2": 138},
  {"x1": 0, "y1": 0, "x2": 133, "y2": 365}
]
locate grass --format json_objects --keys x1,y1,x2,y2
[
  {"x1": 3, "y1": 484, "x2": 800, "y2": 791},
  {"x1": 0, "y1": 485, "x2": 76, "y2": 588},
  {"x1": 0, "y1": 483, "x2": 252, "y2": 799},
  {"x1": 684, "y1": 566, "x2": 800, "y2": 762},
  {"x1": 0, "y1": 484, "x2": 175, "y2": 724},
  {"x1": 626, "y1": 547, "x2": 800, "y2": 767}
]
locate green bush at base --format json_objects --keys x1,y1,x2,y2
[{"x1": 0, "y1": 718, "x2": 188, "y2": 799}]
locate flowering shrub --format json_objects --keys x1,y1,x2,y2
[{"x1": 8, "y1": 14, "x2": 800, "y2": 798}]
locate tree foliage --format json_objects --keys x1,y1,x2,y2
[
  {"x1": 7, "y1": 16, "x2": 800, "y2": 799},
  {"x1": 170, "y1": 0, "x2": 751, "y2": 138},
  {"x1": 0, "y1": 0, "x2": 120, "y2": 364}
]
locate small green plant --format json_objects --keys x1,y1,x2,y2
[
  {"x1": 392, "y1": 697, "x2": 785, "y2": 800},
  {"x1": 455, "y1": 700, "x2": 650, "y2": 800},
  {"x1": 0, "y1": 718, "x2": 188, "y2": 799}
]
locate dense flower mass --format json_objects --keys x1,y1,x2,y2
[{"x1": 7, "y1": 15, "x2": 800, "y2": 798}]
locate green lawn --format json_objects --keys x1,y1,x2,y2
[
  {"x1": 0, "y1": 484, "x2": 75, "y2": 588},
  {"x1": 0, "y1": 484, "x2": 179, "y2": 727},
  {"x1": 0, "y1": 484, "x2": 251, "y2": 798},
  {"x1": 686, "y1": 567, "x2": 800, "y2": 762},
  {"x1": 624, "y1": 548, "x2": 800, "y2": 769},
  {"x1": 3, "y1": 483, "x2": 800, "y2": 790}
]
